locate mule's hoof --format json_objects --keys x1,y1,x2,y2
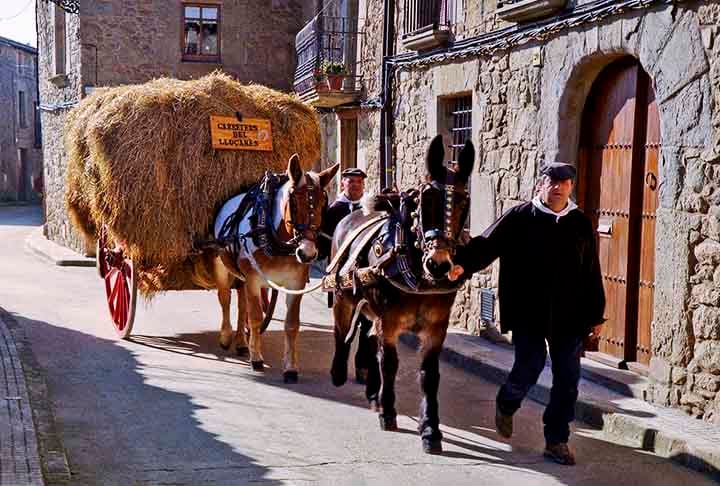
[
  {"x1": 368, "y1": 399, "x2": 380, "y2": 412},
  {"x1": 251, "y1": 360, "x2": 265, "y2": 372},
  {"x1": 378, "y1": 415, "x2": 398, "y2": 432},
  {"x1": 331, "y1": 369, "x2": 347, "y2": 387},
  {"x1": 355, "y1": 368, "x2": 368, "y2": 385},
  {"x1": 219, "y1": 341, "x2": 231, "y2": 351},
  {"x1": 422, "y1": 438, "x2": 443, "y2": 455},
  {"x1": 236, "y1": 346, "x2": 249, "y2": 358},
  {"x1": 283, "y1": 371, "x2": 299, "y2": 384}
]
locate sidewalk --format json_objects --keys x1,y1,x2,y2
[
  {"x1": 402, "y1": 330, "x2": 720, "y2": 480},
  {"x1": 28, "y1": 229, "x2": 720, "y2": 481},
  {"x1": 0, "y1": 312, "x2": 45, "y2": 485}
]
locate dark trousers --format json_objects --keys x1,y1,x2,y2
[
  {"x1": 496, "y1": 331, "x2": 583, "y2": 445},
  {"x1": 354, "y1": 315, "x2": 373, "y2": 370}
]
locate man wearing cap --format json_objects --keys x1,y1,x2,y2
[
  {"x1": 449, "y1": 162, "x2": 605, "y2": 465},
  {"x1": 319, "y1": 167, "x2": 374, "y2": 383}
]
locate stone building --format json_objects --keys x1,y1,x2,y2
[
  {"x1": 295, "y1": 0, "x2": 720, "y2": 422},
  {"x1": 0, "y1": 36, "x2": 42, "y2": 202},
  {"x1": 37, "y1": 0, "x2": 316, "y2": 251}
]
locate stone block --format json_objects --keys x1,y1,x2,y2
[
  {"x1": 671, "y1": 366, "x2": 688, "y2": 385},
  {"x1": 688, "y1": 340, "x2": 720, "y2": 374},
  {"x1": 659, "y1": 76, "x2": 714, "y2": 148},
  {"x1": 692, "y1": 304, "x2": 720, "y2": 340},
  {"x1": 691, "y1": 282, "x2": 720, "y2": 306},
  {"x1": 650, "y1": 356, "x2": 672, "y2": 384},
  {"x1": 693, "y1": 239, "x2": 720, "y2": 264},
  {"x1": 694, "y1": 373, "x2": 720, "y2": 392}
]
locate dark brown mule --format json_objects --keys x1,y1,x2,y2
[{"x1": 329, "y1": 135, "x2": 475, "y2": 453}]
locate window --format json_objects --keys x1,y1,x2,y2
[
  {"x1": 182, "y1": 4, "x2": 220, "y2": 61},
  {"x1": 18, "y1": 91, "x2": 27, "y2": 128},
  {"x1": 53, "y1": 4, "x2": 66, "y2": 75},
  {"x1": 448, "y1": 95, "x2": 472, "y2": 163}
]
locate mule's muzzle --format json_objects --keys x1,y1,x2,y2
[
  {"x1": 423, "y1": 256, "x2": 452, "y2": 280},
  {"x1": 295, "y1": 240, "x2": 318, "y2": 263}
]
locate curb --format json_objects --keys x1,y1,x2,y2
[
  {"x1": 25, "y1": 228, "x2": 95, "y2": 268},
  {"x1": 0, "y1": 308, "x2": 72, "y2": 485},
  {"x1": 399, "y1": 332, "x2": 720, "y2": 481}
]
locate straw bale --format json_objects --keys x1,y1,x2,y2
[{"x1": 65, "y1": 72, "x2": 321, "y2": 293}]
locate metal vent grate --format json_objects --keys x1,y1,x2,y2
[{"x1": 480, "y1": 288, "x2": 495, "y2": 322}]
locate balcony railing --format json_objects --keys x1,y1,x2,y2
[
  {"x1": 402, "y1": 0, "x2": 455, "y2": 51},
  {"x1": 294, "y1": 14, "x2": 363, "y2": 108}
]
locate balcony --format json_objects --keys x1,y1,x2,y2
[
  {"x1": 402, "y1": 0, "x2": 456, "y2": 52},
  {"x1": 293, "y1": 14, "x2": 362, "y2": 109},
  {"x1": 496, "y1": 0, "x2": 567, "y2": 23}
]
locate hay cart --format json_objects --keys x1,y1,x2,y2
[{"x1": 66, "y1": 73, "x2": 320, "y2": 339}]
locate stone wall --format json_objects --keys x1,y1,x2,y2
[
  {"x1": 374, "y1": 0, "x2": 720, "y2": 421},
  {"x1": 0, "y1": 41, "x2": 42, "y2": 202},
  {"x1": 38, "y1": 4, "x2": 84, "y2": 250},
  {"x1": 80, "y1": 0, "x2": 306, "y2": 91}
]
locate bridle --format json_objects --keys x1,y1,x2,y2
[
  {"x1": 284, "y1": 173, "x2": 326, "y2": 245},
  {"x1": 411, "y1": 169, "x2": 470, "y2": 258}
]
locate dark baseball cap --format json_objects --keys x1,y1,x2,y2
[
  {"x1": 341, "y1": 167, "x2": 367, "y2": 178},
  {"x1": 540, "y1": 162, "x2": 576, "y2": 180}
]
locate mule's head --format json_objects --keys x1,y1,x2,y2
[
  {"x1": 413, "y1": 135, "x2": 474, "y2": 281},
  {"x1": 282, "y1": 154, "x2": 340, "y2": 263}
]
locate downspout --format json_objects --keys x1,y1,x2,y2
[{"x1": 379, "y1": 0, "x2": 395, "y2": 190}]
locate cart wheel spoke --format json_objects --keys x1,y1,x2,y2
[{"x1": 97, "y1": 225, "x2": 137, "y2": 339}]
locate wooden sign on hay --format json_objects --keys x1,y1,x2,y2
[{"x1": 210, "y1": 116, "x2": 273, "y2": 151}]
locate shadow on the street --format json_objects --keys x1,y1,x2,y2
[
  {"x1": 7, "y1": 312, "x2": 282, "y2": 486},
  {"x1": 131, "y1": 327, "x2": 716, "y2": 484},
  {"x1": 0, "y1": 204, "x2": 43, "y2": 226}
]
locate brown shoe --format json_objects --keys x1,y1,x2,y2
[
  {"x1": 495, "y1": 406, "x2": 513, "y2": 438},
  {"x1": 544, "y1": 443, "x2": 576, "y2": 466}
]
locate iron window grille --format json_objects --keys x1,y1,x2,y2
[
  {"x1": 403, "y1": 0, "x2": 460, "y2": 37},
  {"x1": 182, "y1": 4, "x2": 220, "y2": 62}
]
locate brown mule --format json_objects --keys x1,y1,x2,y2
[
  {"x1": 329, "y1": 135, "x2": 475, "y2": 453},
  {"x1": 196, "y1": 155, "x2": 339, "y2": 383}
]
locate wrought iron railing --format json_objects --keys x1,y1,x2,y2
[
  {"x1": 293, "y1": 13, "x2": 362, "y2": 95},
  {"x1": 402, "y1": 0, "x2": 455, "y2": 37}
]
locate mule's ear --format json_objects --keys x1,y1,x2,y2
[
  {"x1": 287, "y1": 153, "x2": 303, "y2": 184},
  {"x1": 456, "y1": 140, "x2": 475, "y2": 184},
  {"x1": 426, "y1": 135, "x2": 446, "y2": 183},
  {"x1": 318, "y1": 162, "x2": 340, "y2": 188}
]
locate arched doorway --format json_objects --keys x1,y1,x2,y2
[{"x1": 577, "y1": 57, "x2": 660, "y2": 372}]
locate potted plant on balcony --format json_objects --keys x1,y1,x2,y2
[
  {"x1": 313, "y1": 69, "x2": 328, "y2": 93},
  {"x1": 322, "y1": 60, "x2": 349, "y2": 91}
]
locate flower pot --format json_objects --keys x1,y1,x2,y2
[{"x1": 326, "y1": 74, "x2": 345, "y2": 91}]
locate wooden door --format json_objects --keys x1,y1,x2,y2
[{"x1": 578, "y1": 58, "x2": 658, "y2": 369}]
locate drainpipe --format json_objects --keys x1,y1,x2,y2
[{"x1": 379, "y1": 0, "x2": 395, "y2": 190}]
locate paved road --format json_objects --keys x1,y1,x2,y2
[{"x1": 0, "y1": 205, "x2": 714, "y2": 485}]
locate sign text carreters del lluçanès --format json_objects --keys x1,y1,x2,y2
[{"x1": 210, "y1": 116, "x2": 273, "y2": 151}]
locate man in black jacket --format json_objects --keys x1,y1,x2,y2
[
  {"x1": 449, "y1": 162, "x2": 605, "y2": 466},
  {"x1": 319, "y1": 167, "x2": 373, "y2": 383}
]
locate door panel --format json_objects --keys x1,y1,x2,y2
[
  {"x1": 635, "y1": 83, "x2": 660, "y2": 366},
  {"x1": 581, "y1": 60, "x2": 639, "y2": 362}
]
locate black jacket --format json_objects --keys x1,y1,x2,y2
[
  {"x1": 319, "y1": 198, "x2": 362, "y2": 260},
  {"x1": 455, "y1": 201, "x2": 605, "y2": 337}
]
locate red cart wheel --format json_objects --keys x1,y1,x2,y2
[{"x1": 97, "y1": 227, "x2": 137, "y2": 339}]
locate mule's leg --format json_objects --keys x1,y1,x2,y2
[
  {"x1": 282, "y1": 293, "x2": 302, "y2": 384},
  {"x1": 213, "y1": 258, "x2": 234, "y2": 351},
  {"x1": 365, "y1": 326, "x2": 381, "y2": 411},
  {"x1": 330, "y1": 294, "x2": 354, "y2": 387},
  {"x1": 217, "y1": 287, "x2": 233, "y2": 351},
  {"x1": 234, "y1": 285, "x2": 249, "y2": 357},
  {"x1": 418, "y1": 329, "x2": 447, "y2": 454},
  {"x1": 246, "y1": 283, "x2": 265, "y2": 371},
  {"x1": 378, "y1": 337, "x2": 399, "y2": 432}
]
